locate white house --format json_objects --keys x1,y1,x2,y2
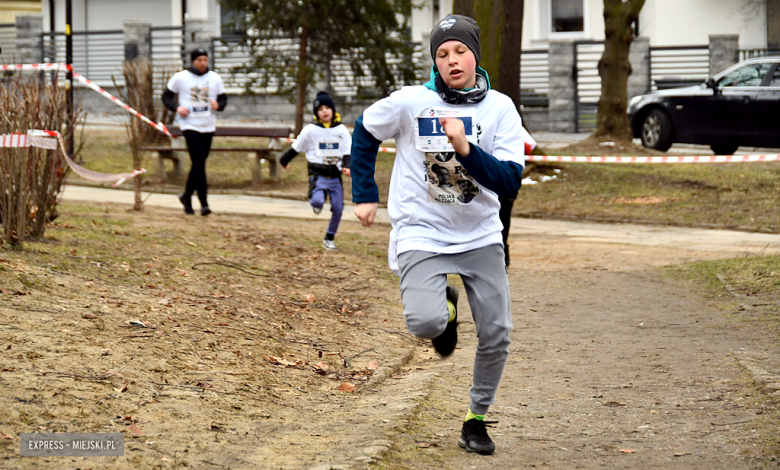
[
  {"x1": 41, "y1": 0, "x2": 222, "y2": 34},
  {"x1": 411, "y1": 0, "x2": 776, "y2": 50}
]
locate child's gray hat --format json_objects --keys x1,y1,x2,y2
[{"x1": 429, "y1": 15, "x2": 482, "y2": 66}]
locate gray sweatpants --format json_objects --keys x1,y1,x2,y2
[{"x1": 398, "y1": 244, "x2": 512, "y2": 415}]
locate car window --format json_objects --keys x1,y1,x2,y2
[
  {"x1": 718, "y1": 63, "x2": 773, "y2": 87},
  {"x1": 770, "y1": 66, "x2": 780, "y2": 87}
]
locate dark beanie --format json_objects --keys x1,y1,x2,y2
[
  {"x1": 429, "y1": 15, "x2": 481, "y2": 66},
  {"x1": 190, "y1": 48, "x2": 208, "y2": 62},
  {"x1": 313, "y1": 91, "x2": 335, "y2": 115}
]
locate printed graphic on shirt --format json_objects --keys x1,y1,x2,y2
[
  {"x1": 317, "y1": 139, "x2": 342, "y2": 165},
  {"x1": 414, "y1": 107, "x2": 476, "y2": 153},
  {"x1": 423, "y1": 152, "x2": 482, "y2": 205},
  {"x1": 189, "y1": 85, "x2": 211, "y2": 117},
  {"x1": 414, "y1": 107, "x2": 480, "y2": 204}
]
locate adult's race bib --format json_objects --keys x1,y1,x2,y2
[{"x1": 189, "y1": 85, "x2": 211, "y2": 118}]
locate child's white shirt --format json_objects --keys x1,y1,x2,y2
[
  {"x1": 361, "y1": 85, "x2": 525, "y2": 274},
  {"x1": 292, "y1": 124, "x2": 352, "y2": 170}
]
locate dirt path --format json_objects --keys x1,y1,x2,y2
[
  {"x1": 379, "y1": 236, "x2": 780, "y2": 469},
  {"x1": 2, "y1": 202, "x2": 780, "y2": 469}
]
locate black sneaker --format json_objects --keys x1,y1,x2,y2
[
  {"x1": 459, "y1": 419, "x2": 497, "y2": 455},
  {"x1": 201, "y1": 206, "x2": 212, "y2": 216},
  {"x1": 431, "y1": 284, "x2": 458, "y2": 356},
  {"x1": 178, "y1": 193, "x2": 195, "y2": 215}
]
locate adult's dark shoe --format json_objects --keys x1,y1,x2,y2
[
  {"x1": 431, "y1": 284, "x2": 458, "y2": 356},
  {"x1": 459, "y1": 419, "x2": 496, "y2": 455},
  {"x1": 201, "y1": 207, "x2": 212, "y2": 216},
  {"x1": 178, "y1": 193, "x2": 195, "y2": 215}
]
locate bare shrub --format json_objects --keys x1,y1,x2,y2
[
  {"x1": 114, "y1": 58, "x2": 176, "y2": 210},
  {"x1": 0, "y1": 72, "x2": 83, "y2": 247}
]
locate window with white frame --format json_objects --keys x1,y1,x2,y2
[{"x1": 551, "y1": 0, "x2": 584, "y2": 33}]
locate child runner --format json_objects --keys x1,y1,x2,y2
[
  {"x1": 350, "y1": 15, "x2": 525, "y2": 455},
  {"x1": 280, "y1": 91, "x2": 352, "y2": 250}
]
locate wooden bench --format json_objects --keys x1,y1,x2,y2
[{"x1": 139, "y1": 126, "x2": 292, "y2": 184}]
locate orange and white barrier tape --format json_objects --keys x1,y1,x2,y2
[
  {"x1": 1, "y1": 63, "x2": 173, "y2": 139},
  {"x1": 525, "y1": 154, "x2": 780, "y2": 163},
  {"x1": 1, "y1": 130, "x2": 145, "y2": 187}
]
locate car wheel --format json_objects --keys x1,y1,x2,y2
[
  {"x1": 710, "y1": 145, "x2": 739, "y2": 155},
  {"x1": 640, "y1": 109, "x2": 673, "y2": 151}
]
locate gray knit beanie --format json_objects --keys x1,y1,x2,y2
[{"x1": 429, "y1": 15, "x2": 481, "y2": 66}]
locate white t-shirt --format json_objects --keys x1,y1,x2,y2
[
  {"x1": 361, "y1": 85, "x2": 525, "y2": 274},
  {"x1": 166, "y1": 70, "x2": 226, "y2": 133},
  {"x1": 292, "y1": 123, "x2": 352, "y2": 170}
]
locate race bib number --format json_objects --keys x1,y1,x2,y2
[
  {"x1": 414, "y1": 107, "x2": 476, "y2": 152},
  {"x1": 189, "y1": 85, "x2": 211, "y2": 118},
  {"x1": 317, "y1": 139, "x2": 342, "y2": 165}
]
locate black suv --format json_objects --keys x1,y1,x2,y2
[{"x1": 628, "y1": 57, "x2": 780, "y2": 154}]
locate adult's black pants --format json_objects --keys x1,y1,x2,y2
[
  {"x1": 182, "y1": 130, "x2": 214, "y2": 208},
  {"x1": 498, "y1": 194, "x2": 516, "y2": 266}
]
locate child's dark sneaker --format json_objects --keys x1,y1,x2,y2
[
  {"x1": 431, "y1": 284, "x2": 458, "y2": 356},
  {"x1": 201, "y1": 206, "x2": 212, "y2": 216},
  {"x1": 459, "y1": 419, "x2": 496, "y2": 455},
  {"x1": 178, "y1": 193, "x2": 195, "y2": 215}
]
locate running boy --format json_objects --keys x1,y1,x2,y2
[
  {"x1": 350, "y1": 15, "x2": 525, "y2": 455},
  {"x1": 280, "y1": 91, "x2": 352, "y2": 250}
]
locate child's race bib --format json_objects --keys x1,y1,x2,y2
[
  {"x1": 414, "y1": 107, "x2": 477, "y2": 152},
  {"x1": 317, "y1": 139, "x2": 342, "y2": 165}
]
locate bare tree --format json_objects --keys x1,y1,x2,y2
[{"x1": 594, "y1": 0, "x2": 645, "y2": 139}]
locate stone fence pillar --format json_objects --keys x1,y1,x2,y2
[
  {"x1": 185, "y1": 18, "x2": 215, "y2": 69},
  {"x1": 548, "y1": 39, "x2": 576, "y2": 133},
  {"x1": 123, "y1": 21, "x2": 152, "y2": 61},
  {"x1": 15, "y1": 15, "x2": 43, "y2": 64},
  {"x1": 709, "y1": 34, "x2": 739, "y2": 76},
  {"x1": 628, "y1": 36, "x2": 650, "y2": 99}
]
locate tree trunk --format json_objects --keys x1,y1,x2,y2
[
  {"x1": 295, "y1": 25, "x2": 309, "y2": 135},
  {"x1": 498, "y1": 0, "x2": 523, "y2": 111},
  {"x1": 454, "y1": 0, "x2": 525, "y2": 113},
  {"x1": 595, "y1": 0, "x2": 645, "y2": 139},
  {"x1": 452, "y1": 0, "x2": 474, "y2": 17}
]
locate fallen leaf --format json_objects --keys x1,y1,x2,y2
[
  {"x1": 82, "y1": 313, "x2": 98, "y2": 320},
  {"x1": 255, "y1": 244, "x2": 266, "y2": 250},
  {"x1": 195, "y1": 381, "x2": 213, "y2": 389},
  {"x1": 619, "y1": 449, "x2": 636, "y2": 453},
  {"x1": 128, "y1": 422, "x2": 143, "y2": 435},
  {"x1": 0, "y1": 289, "x2": 8, "y2": 295},
  {"x1": 338, "y1": 382, "x2": 356, "y2": 393},
  {"x1": 101, "y1": 348, "x2": 112, "y2": 356},
  {"x1": 304, "y1": 294, "x2": 315, "y2": 302},
  {"x1": 367, "y1": 360, "x2": 378, "y2": 370},
  {"x1": 418, "y1": 442, "x2": 439, "y2": 448},
  {"x1": 0, "y1": 432, "x2": 15, "y2": 440},
  {"x1": 113, "y1": 380, "x2": 129, "y2": 393}
]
